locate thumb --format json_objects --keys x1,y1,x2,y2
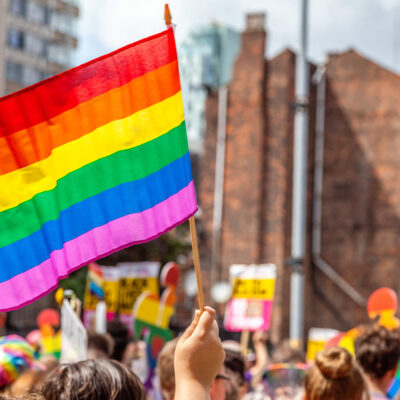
[
  {"x1": 180, "y1": 309, "x2": 201, "y2": 342},
  {"x1": 194, "y1": 306, "x2": 216, "y2": 338}
]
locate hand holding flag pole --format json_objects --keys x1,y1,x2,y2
[{"x1": 164, "y1": 4, "x2": 205, "y2": 312}]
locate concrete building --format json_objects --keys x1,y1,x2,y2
[
  {"x1": 0, "y1": 0, "x2": 79, "y2": 334},
  {"x1": 199, "y1": 13, "x2": 400, "y2": 342},
  {"x1": 178, "y1": 23, "x2": 240, "y2": 152},
  {"x1": 0, "y1": 0, "x2": 79, "y2": 96}
]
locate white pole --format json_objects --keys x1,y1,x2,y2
[
  {"x1": 95, "y1": 301, "x2": 107, "y2": 334},
  {"x1": 211, "y1": 85, "x2": 228, "y2": 282},
  {"x1": 290, "y1": 0, "x2": 309, "y2": 347}
]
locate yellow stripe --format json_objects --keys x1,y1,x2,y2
[
  {"x1": 89, "y1": 272, "x2": 103, "y2": 287},
  {"x1": 0, "y1": 92, "x2": 184, "y2": 212}
]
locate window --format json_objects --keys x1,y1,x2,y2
[
  {"x1": 25, "y1": 34, "x2": 46, "y2": 57},
  {"x1": 22, "y1": 66, "x2": 44, "y2": 85},
  {"x1": 26, "y1": 1, "x2": 47, "y2": 24},
  {"x1": 7, "y1": 29, "x2": 24, "y2": 49},
  {"x1": 6, "y1": 61, "x2": 23, "y2": 83},
  {"x1": 47, "y1": 44, "x2": 71, "y2": 66},
  {"x1": 9, "y1": 0, "x2": 26, "y2": 16},
  {"x1": 49, "y1": 11, "x2": 76, "y2": 35}
]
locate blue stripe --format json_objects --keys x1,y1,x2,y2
[
  {"x1": 0, "y1": 152, "x2": 192, "y2": 283},
  {"x1": 89, "y1": 282, "x2": 105, "y2": 299},
  {"x1": 388, "y1": 379, "x2": 400, "y2": 398}
]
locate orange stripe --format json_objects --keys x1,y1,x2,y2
[{"x1": 0, "y1": 60, "x2": 180, "y2": 175}]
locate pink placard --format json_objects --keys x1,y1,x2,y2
[{"x1": 224, "y1": 298, "x2": 273, "y2": 332}]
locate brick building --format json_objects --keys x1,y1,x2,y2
[{"x1": 199, "y1": 13, "x2": 400, "y2": 341}]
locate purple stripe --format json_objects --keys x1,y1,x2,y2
[{"x1": 0, "y1": 182, "x2": 197, "y2": 311}]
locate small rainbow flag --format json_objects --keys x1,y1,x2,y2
[
  {"x1": 0, "y1": 28, "x2": 197, "y2": 311},
  {"x1": 88, "y1": 263, "x2": 105, "y2": 300}
]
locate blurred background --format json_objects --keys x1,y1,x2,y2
[{"x1": 1, "y1": 0, "x2": 400, "y2": 347}]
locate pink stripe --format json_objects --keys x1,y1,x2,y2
[{"x1": 0, "y1": 182, "x2": 197, "y2": 311}]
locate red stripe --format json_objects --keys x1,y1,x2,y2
[
  {"x1": 0, "y1": 61, "x2": 180, "y2": 175},
  {"x1": 0, "y1": 28, "x2": 176, "y2": 137}
]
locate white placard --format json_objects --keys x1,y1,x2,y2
[{"x1": 61, "y1": 299, "x2": 88, "y2": 362}]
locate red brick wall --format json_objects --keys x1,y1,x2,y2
[
  {"x1": 262, "y1": 50, "x2": 296, "y2": 341},
  {"x1": 219, "y1": 26, "x2": 266, "y2": 280},
  {"x1": 198, "y1": 91, "x2": 219, "y2": 300},
  {"x1": 307, "y1": 50, "x2": 400, "y2": 330},
  {"x1": 199, "y1": 22, "x2": 400, "y2": 339}
]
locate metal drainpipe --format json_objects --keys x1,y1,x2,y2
[
  {"x1": 211, "y1": 85, "x2": 228, "y2": 283},
  {"x1": 289, "y1": 0, "x2": 309, "y2": 348},
  {"x1": 311, "y1": 66, "x2": 366, "y2": 308},
  {"x1": 312, "y1": 66, "x2": 326, "y2": 257}
]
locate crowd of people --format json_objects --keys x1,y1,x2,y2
[{"x1": 1, "y1": 306, "x2": 400, "y2": 400}]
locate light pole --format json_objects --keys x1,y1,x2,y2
[{"x1": 289, "y1": 0, "x2": 309, "y2": 348}]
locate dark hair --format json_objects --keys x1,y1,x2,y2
[
  {"x1": 41, "y1": 359, "x2": 146, "y2": 400},
  {"x1": 224, "y1": 349, "x2": 246, "y2": 400},
  {"x1": 224, "y1": 349, "x2": 245, "y2": 387},
  {"x1": 87, "y1": 332, "x2": 114, "y2": 358},
  {"x1": 355, "y1": 324, "x2": 400, "y2": 379},
  {"x1": 107, "y1": 320, "x2": 129, "y2": 361},
  {"x1": 305, "y1": 347, "x2": 367, "y2": 400}
]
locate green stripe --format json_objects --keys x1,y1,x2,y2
[{"x1": 0, "y1": 122, "x2": 188, "y2": 248}]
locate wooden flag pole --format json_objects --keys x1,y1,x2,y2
[
  {"x1": 164, "y1": 4, "x2": 205, "y2": 312},
  {"x1": 164, "y1": 3, "x2": 172, "y2": 26},
  {"x1": 189, "y1": 216, "x2": 205, "y2": 311},
  {"x1": 240, "y1": 330, "x2": 250, "y2": 356}
]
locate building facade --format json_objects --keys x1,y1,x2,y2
[
  {"x1": 178, "y1": 23, "x2": 240, "y2": 152},
  {"x1": 0, "y1": 0, "x2": 79, "y2": 96},
  {"x1": 0, "y1": 0, "x2": 79, "y2": 334},
  {"x1": 199, "y1": 13, "x2": 400, "y2": 342}
]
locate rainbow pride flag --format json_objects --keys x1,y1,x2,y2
[
  {"x1": 0, "y1": 28, "x2": 197, "y2": 311},
  {"x1": 88, "y1": 263, "x2": 105, "y2": 300}
]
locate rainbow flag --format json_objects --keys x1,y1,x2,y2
[
  {"x1": 0, "y1": 28, "x2": 197, "y2": 311},
  {"x1": 88, "y1": 263, "x2": 105, "y2": 300}
]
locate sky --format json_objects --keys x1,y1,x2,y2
[{"x1": 74, "y1": 0, "x2": 400, "y2": 73}]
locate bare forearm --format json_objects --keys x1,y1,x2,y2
[
  {"x1": 175, "y1": 380, "x2": 210, "y2": 400},
  {"x1": 250, "y1": 342, "x2": 268, "y2": 378}
]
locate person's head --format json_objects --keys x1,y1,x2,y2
[
  {"x1": 157, "y1": 338, "x2": 178, "y2": 400},
  {"x1": 23, "y1": 394, "x2": 47, "y2": 400},
  {"x1": 272, "y1": 340, "x2": 306, "y2": 364},
  {"x1": 304, "y1": 347, "x2": 367, "y2": 400},
  {"x1": 5, "y1": 370, "x2": 47, "y2": 397},
  {"x1": 223, "y1": 349, "x2": 246, "y2": 400},
  {"x1": 355, "y1": 324, "x2": 400, "y2": 390},
  {"x1": 87, "y1": 331, "x2": 114, "y2": 360},
  {"x1": 107, "y1": 319, "x2": 129, "y2": 362},
  {"x1": 41, "y1": 359, "x2": 145, "y2": 400},
  {"x1": 210, "y1": 365, "x2": 229, "y2": 400},
  {"x1": 0, "y1": 394, "x2": 46, "y2": 400},
  {"x1": 0, "y1": 336, "x2": 35, "y2": 392}
]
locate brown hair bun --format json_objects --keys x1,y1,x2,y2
[{"x1": 315, "y1": 347, "x2": 353, "y2": 379}]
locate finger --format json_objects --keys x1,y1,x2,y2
[
  {"x1": 212, "y1": 320, "x2": 220, "y2": 337},
  {"x1": 194, "y1": 307, "x2": 216, "y2": 338},
  {"x1": 180, "y1": 309, "x2": 201, "y2": 341}
]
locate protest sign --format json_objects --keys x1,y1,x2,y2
[
  {"x1": 61, "y1": 300, "x2": 87, "y2": 362},
  {"x1": 224, "y1": 264, "x2": 276, "y2": 332},
  {"x1": 306, "y1": 328, "x2": 339, "y2": 362},
  {"x1": 367, "y1": 287, "x2": 400, "y2": 329},
  {"x1": 133, "y1": 262, "x2": 180, "y2": 387},
  {"x1": 83, "y1": 262, "x2": 160, "y2": 330}
]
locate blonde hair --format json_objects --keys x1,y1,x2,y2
[
  {"x1": 157, "y1": 339, "x2": 178, "y2": 400},
  {"x1": 305, "y1": 347, "x2": 368, "y2": 400}
]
